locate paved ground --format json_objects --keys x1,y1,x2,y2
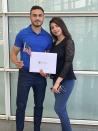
[{"x1": 0, "y1": 119, "x2": 98, "y2": 131}]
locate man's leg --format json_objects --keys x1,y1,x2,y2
[
  {"x1": 33, "y1": 76, "x2": 47, "y2": 131},
  {"x1": 16, "y1": 70, "x2": 32, "y2": 131}
]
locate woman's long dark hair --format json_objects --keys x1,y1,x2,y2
[{"x1": 49, "y1": 17, "x2": 72, "y2": 41}]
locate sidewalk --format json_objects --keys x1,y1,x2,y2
[{"x1": 0, "y1": 119, "x2": 98, "y2": 131}]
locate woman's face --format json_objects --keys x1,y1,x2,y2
[{"x1": 50, "y1": 22, "x2": 63, "y2": 37}]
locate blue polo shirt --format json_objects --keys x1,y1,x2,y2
[{"x1": 15, "y1": 25, "x2": 53, "y2": 70}]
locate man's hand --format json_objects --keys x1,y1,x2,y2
[
  {"x1": 10, "y1": 45, "x2": 24, "y2": 69},
  {"x1": 39, "y1": 69, "x2": 48, "y2": 78},
  {"x1": 23, "y1": 47, "x2": 31, "y2": 56},
  {"x1": 15, "y1": 60, "x2": 24, "y2": 69}
]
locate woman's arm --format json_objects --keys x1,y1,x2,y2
[
  {"x1": 59, "y1": 39, "x2": 75, "y2": 78},
  {"x1": 52, "y1": 39, "x2": 75, "y2": 93}
]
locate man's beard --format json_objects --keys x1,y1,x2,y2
[
  {"x1": 33, "y1": 21, "x2": 43, "y2": 27},
  {"x1": 33, "y1": 24, "x2": 42, "y2": 27}
]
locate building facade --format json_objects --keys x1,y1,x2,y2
[{"x1": 0, "y1": 0, "x2": 98, "y2": 125}]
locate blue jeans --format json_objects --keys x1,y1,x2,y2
[
  {"x1": 16, "y1": 69, "x2": 47, "y2": 131},
  {"x1": 54, "y1": 80, "x2": 75, "y2": 131}
]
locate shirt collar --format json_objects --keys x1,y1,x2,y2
[{"x1": 29, "y1": 24, "x2": 44, "y2": 35}]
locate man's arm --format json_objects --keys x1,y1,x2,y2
[{"x1": 10, "y1": 45, "x2": 24, "y2": 69}]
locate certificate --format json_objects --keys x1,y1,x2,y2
[{"x1": 29, "y1": 52, "x2": 57, "y2": 74}]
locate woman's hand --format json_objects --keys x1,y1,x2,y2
[
  {"x1": 51, "y1": 82, "x2": 60, "y2": 93},
  {"x1": 51, "y1": 77, "x2": 63, "y2": 93}
]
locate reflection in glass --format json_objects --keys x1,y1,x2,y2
[
  {"x1": 9, "y1": 16, "x2": 98, "y2": 70},
  {"x1": 8, "y1": 0, "x2": 98, "y2": 12},
  {"x1": 0, "y1": 72, "x2": 5, "y2": 114}
]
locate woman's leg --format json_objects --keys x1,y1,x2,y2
[{"x1": 54, "y1": 80, "x2": 75, "y2": 131}]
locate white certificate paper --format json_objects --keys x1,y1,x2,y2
[{"x1": 29, "y1": 52, "x2": 57, "y2": 74}]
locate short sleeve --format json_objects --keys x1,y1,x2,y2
[{"x1": 14, "y1": 31, "x2": 23, "y2": 49}]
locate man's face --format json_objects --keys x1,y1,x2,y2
[{"x1": 30, "y1": 9, "x2": 44, "y2": 27}]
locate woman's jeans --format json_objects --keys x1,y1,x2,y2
[
  {"x1": 54, "y1": 80, "x2": 75, "y2": 131},
  {"x1": 16, "y1": 69, "x2": 47, "y2": 131}
]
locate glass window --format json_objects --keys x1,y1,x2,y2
[
  {"x1": 68, "y1": 74, "x2": 98, "y2": 120},
  {"x1": 0, "y1": 72, "x2": 5, "y2": 114},
  {"x1": 8, "y1": 17, "x2": 29, "y2": 48},
  {"x1": 0, "y1": 42, "x2": 4, "y2": 67},
  {"x1": 8, "y1": 0, "x2": 98, "y2": 12},
  {"x1": 0, "y1": 17, "x2": 4, "y2": 67},
  {"x1": 0, "y1": 0, "x2": 2, "y2": 12},
  {"x1": 62, "y1": 17, "x2": 98, "y2": 71},
  {"x1": 9, "y1": 16, "x2": 98, "y2": 70},
  {"x1": 0, "y1": 17, "x2": 3, "y2": 40},
  {"x1": 10, "y1": 72, "x2": 98, "y2": 120},
  {"x1": 8, "y1": 17, "x2": 29, "y2": 68},
  {"x1": 10, "y1": 72, "x2": 34, "y2": 116},
  {"x1": 10, "y1": 72, "x2": 18, "y2": 115}
]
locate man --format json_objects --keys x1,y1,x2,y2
[{"x1": 10, "y1": 6, "x2": 53, "y2": 131}]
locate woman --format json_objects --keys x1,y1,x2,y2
[{"x1": 49, "y1": 17, "x2": 76, "y2": 131}]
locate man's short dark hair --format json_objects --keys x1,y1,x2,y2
[{"x1": 30, "y1": 5, "x2": 44, "y2": 14}]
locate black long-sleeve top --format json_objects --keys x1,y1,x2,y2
[{"x1": 50, "y1": 38, "x2": 76, "y2": 81}]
